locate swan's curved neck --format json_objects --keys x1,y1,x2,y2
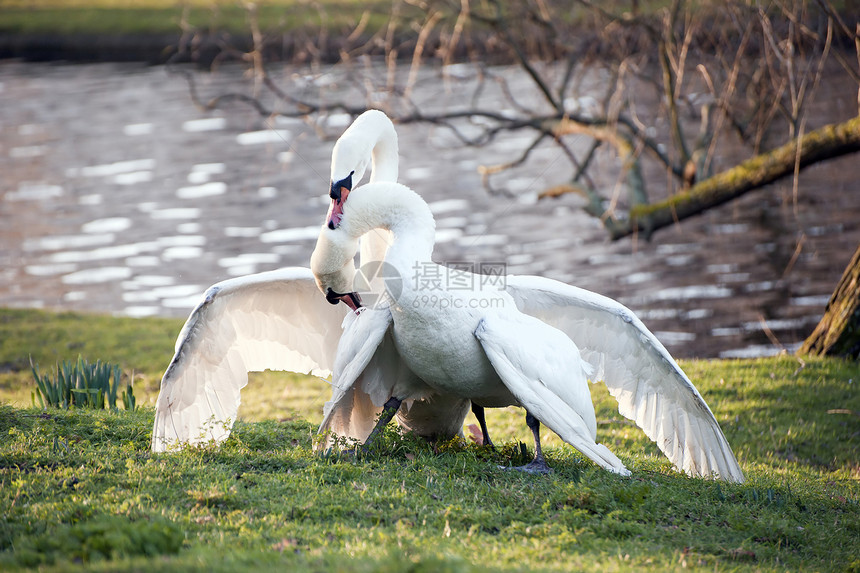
[
  {"x1": 368, "y1": 126, "x2": 398, "y2": 183},
  {"x1": 342, "y1": 182, "x2": 435, "y2": 262}
]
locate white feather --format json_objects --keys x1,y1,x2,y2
[
  {"x1": 474, "y1": 314, "x2": 630, "y2": 475},
  {"x1": 504, "y1": 275, "x2": 744, "y2": 482},
  {"x1": 151, "y1": 268, "x2": 346, "y2": 452}
]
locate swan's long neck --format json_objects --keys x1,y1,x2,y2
[
  {"x1": 343, "y1": 182, "x2": 435, "y2": 263},
  {"x1": 368, "y1": 122, "x2": 398, "y2": 183}
]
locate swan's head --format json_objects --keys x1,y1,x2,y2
[
  {"x1": 327, "y1": 110, "x2": 398, "y2": 229},
  {"x1": 313, "y1": 181, "x2": 435, "y2": 313},
  {"x1": 310, "y1": 223, "x2": 362, "y2": 312},
  {"x1": 328, "y1": 136, "x2": 373, "y2": 230}
]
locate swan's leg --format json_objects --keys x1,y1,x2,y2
[
  {"x1": 516, "y1": 411, "x2": 553, "y2": 474},
  {"x1": 362, "y1": 397, "x2": 403, "y2": 449},
  {"x1": 471, "y1": 403, "x2": 494, "y2": 448}
]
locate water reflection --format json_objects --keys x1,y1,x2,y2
[
  {"x1": 146, "y1": 207, "x2": 202, "y2": 219},
  {"x1": 24, "y1": 233, "x2": 114, "y2": 251},
  {"x1": 123, "y1": 123, "x2": 153, "y2": 136},
  {"x1": 225, "y1": 226, "x2": 262, "y2": 238},
  {"x1": 7, "y1": 183, "x2": 64, "y2": 201},
  {"x1": 237, "y1": 129, "x2": 291, "y2": 146},
  {"x1": 25, "y1": 263, "x2": 77, "y2": 276},
  {"x1": 81, "y1": 217, "x2": 131, "y2": 234},
  {"x1": 1, "y1": 61, "x2": 857, "y2": 359},
  {"x1": 62, "y1": 266, "x2": 132, "y2": 284},
  {"x1": 69, "y1": 158, "x2": 155, "y2": 178},
  {"x1": 49, "y1": 243, "x2": 158, "y2": 263},
  {"x1": 188, "y1": 163, "x2": 225, "y2": 184},
  {"x1": 218, "y1": 253, "x2": 280, "y2": 276},
  {"x1": 259, "y1": 226, "x2": 323, "y2": 243},
  {"x1": 176, "y1": 182, "x2": 227, "y2": 199},
  {"x1": 428, "y1": 199, "x2": 470, "y2": 214},
  {"x1": 10, "y1": 145, "x2": 48, "y2": 158},
  {"x1": 182, "y1": 117, "x2": 226, "y2": 132}
]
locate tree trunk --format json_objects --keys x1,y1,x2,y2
[
  {"x1": 610, "y1": 115, "x2": 860, "y2": 241},
  {"x1": 799, "y1": 243, "x2": 860, "y2": 359}
]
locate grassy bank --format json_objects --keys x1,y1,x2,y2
[
  {"x1": 0, "y1": 0, "x2": 420, "y2": 63},
  {"x1": 0, "y1": 0, "x2": 393, "y2": 36},
  {"x1": 4, "y1": 1, "x2": 858, "y2": 66},
  {"x1": 4, "y1": 1, "x2": 857, "y2": 38},
  {"x1": 0, "y1": 307, "x2": 858, "y2": 571}
]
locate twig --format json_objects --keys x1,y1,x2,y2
[{"x1": 826, "y1": 409, "x2": 860, "y2": 418}]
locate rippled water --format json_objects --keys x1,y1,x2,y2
[{"x1": 1, "y1": 61, "x2": 858, "y2": 358}]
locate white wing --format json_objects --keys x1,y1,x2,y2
[
  {"x1": 505, "y1": 274, "x2": 744, "y2": 483},
  {"x1": 474, "y1": 314, "x2": 630, "y2": 475},
  {"x1": 318, "y1": 307, "x2": 393, "y2": 445},
  {"x1": 152, "y1": 267, "x2": 347, "y2": 452}
]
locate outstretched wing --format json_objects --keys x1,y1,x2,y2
[
  {"x1": 152, "y1": 267, "x2": 347, "y2": 452},
  {"x1": 505, "y1": 275, "x2": 744, "y2": 483},
  {"x1": 474, "y1": 314, "x2": 630, "y2": 475}
]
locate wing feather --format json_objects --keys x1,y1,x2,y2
[
  {"x1": 474, "y1": 315, "x2": 629, "y2": 475},
  {"x1": 505, "y1": 274, "x2": 744, "y2": 482},
  {"x1": 152, "y1": 267, "x2": 347, "y2": 452},
  {"x1": 318, "y1": 307, "x2": 393, "y2": 445},
  {"x1": 318, "y1": 307, "x2": 471, "y2": 447}
]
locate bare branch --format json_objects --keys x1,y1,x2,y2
[
  {"x1": 404, "y1": 10, "x2": 444, "y2": 100},
  {"x1": 481, "y1": 0, "x2": 563, "y2": 113},
  {"x1": 478, "y1": 132, "x2": 548, "y2": 183},
  {"x1": 174, "y1": 0, "x2": 860, "y2": 244},
  {"x1": 618, "y1": 115, "x2": 860, "y2": 240}
]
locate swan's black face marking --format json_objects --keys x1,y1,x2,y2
[
  {"x1": 329, "y1": 172, "x2": 353, "y2": 201},
  {"x1": 326, "y1": 171, "x2": 354, "y2": 230},
  {"x1": 325, "y1": 287, "x2": 363, "y2": 313}
]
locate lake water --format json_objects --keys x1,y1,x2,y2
[{"x1": 1, "y1": 60, "x2": 858, "y2": 358}]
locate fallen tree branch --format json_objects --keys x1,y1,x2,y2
[{"x1": 611, "y1": 114, "x2": 860, "y2": 240}]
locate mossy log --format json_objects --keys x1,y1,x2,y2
[
  {"x1": 799, "y1": 243, "x2": 860, "y2": 360},
  {"x1": 612, "y1": 115, "x2": 860, "y2": 241}
]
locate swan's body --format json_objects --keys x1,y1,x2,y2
[{"x1": 314, "y1": 180, "x2": 744, "y2": 481}]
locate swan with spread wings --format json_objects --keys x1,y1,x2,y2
[
  {"x1": 312, "y1": 176, "x2": 743, "y2": 481},
  {"x1": 152, "y1": 110, "x2": 743, "y2": 483}
]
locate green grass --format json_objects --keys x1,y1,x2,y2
[
  {"x1": 3, "y1": 0, "x2": 858, "y2": 40},
  {"x1": 0, "y1": 307, "x2": 858, "y2": 571},
  {"x1": 0, "y1": 0, "x2": 396, "y2": 36},
  {"x1": 0, "y1": 308, "x2": 180, "y2": 408}
]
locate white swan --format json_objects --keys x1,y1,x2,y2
[
  {"x1": 151, "y1": 110, "x2": 473, "y2": 452},
  {"x1": 312, "y1": 180, "x2": 745, "y2": 481},
  {"x1": 313, "y1": 110, "x2": 502, "y2": 444}
]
